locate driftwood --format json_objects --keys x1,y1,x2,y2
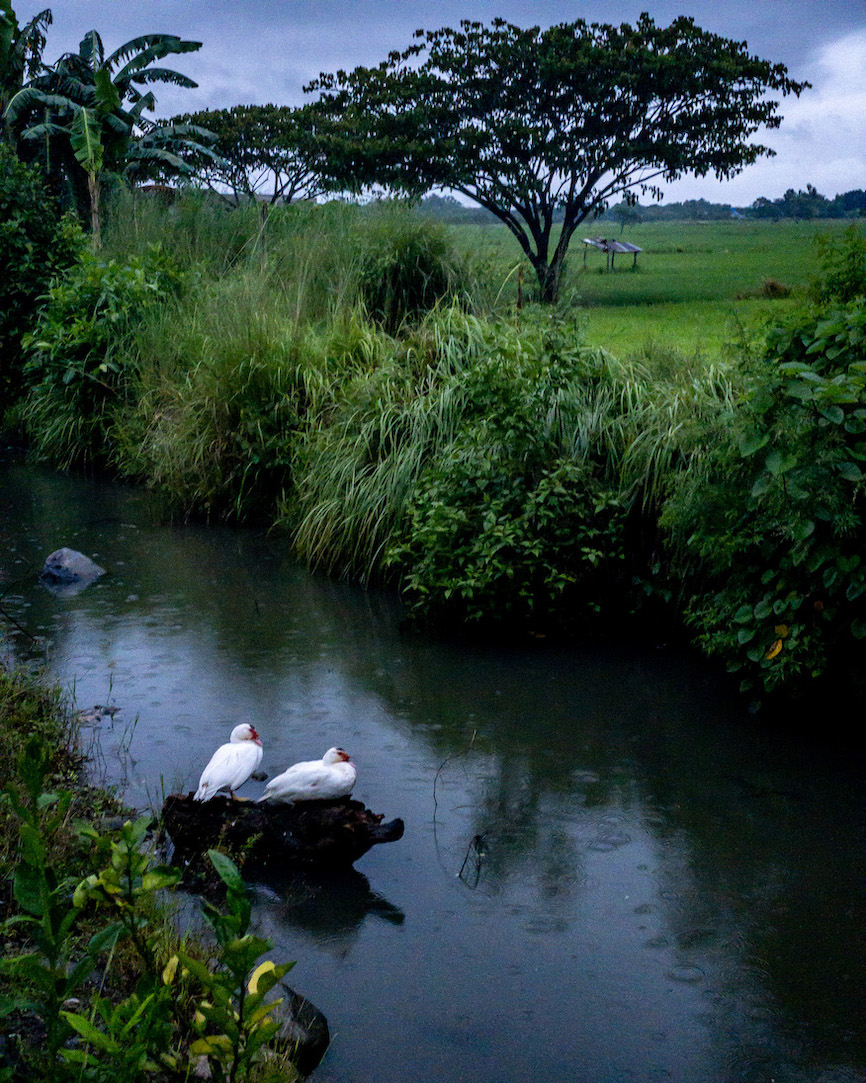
[{"x1": 162, "y1": 793, "x2": 404, "y2": 870}]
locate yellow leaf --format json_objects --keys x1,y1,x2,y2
[
  {"x1": 774, "y1": 624, "x2": 788, "y2": 637},
  {"x1": 162, "y1": 955, "x2": 179, "y2": 986},
  {"x1": 248, "y1": 960, "x2": 276, "y2": 994},
  {"x1": 765, "y1": 638, "x2": 783, "y2": 660}
]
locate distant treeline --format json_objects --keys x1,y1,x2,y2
[{"x1": 416, "y1": 188, "x2": 866, "y2": 225}]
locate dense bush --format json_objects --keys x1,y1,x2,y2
[
  {"x1": 663, "y1": 299, "x2": 866, "y2": 699},
  {"x1": 810, "y1": 223, "x2": 866, "y2": 304},
  {"x1": 290, "y1": 307, "x2": 706, "y2": 631},
  {"x1": 0, "y1": 143, "x2": 79, "y2": 413},
  {"x1": 20, "y1": 242, "x2": 182, "y2": 467},
  {"x1": 113, "y1": 272, "x2": 393, "y2": 520},
  {"x1": 386, "y1": 335, "x2": 634, "y2": 633},
  {"x1": 356, "y1": 204, "x2": 469, "y2": 332}
]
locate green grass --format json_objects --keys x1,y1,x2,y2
[{"x1": 451, "y1": 217, "x2": 863, "y2": 357}]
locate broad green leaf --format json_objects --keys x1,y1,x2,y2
[
  {"x1": 836, "y1": 461, "x2": 862, "y2": 482},
  {"x1": 12, "y1": 863, "x2": 43, "y2": 917},
  {"x1": 738, "y1": 430, "x2": 768, "y2": 457},
  {"x1": 62, "y1": 1011, "x2": 117, "y2": 1052},
  {"x1": 208, "y1": 849, "x2": 244, "y2": 894},
  {"x1": 142, "y1": 866, "x2": 181, "y2": 892},
  {"x1": 69, "y1": 106, "x2": 104, "y2": 175}
]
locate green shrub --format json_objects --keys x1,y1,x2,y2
[
  {"x1": 0, "y1": 143, "x2": 80, "y2": 413},
  {"x1": 384, "y1": 324, "x2": 638, "y2": 632},
  {"x1": 20, "y1": 243, "x2": 182, "y2": 468},
  {"x1": 662, "y1": 299, "x2": 866, "y2": 699},
  {"x1": 291, "y1": 307, "x2": 660, "y2": 629},
  {"x1": 356, "y1": 203, "x2": 469, "y2": 332},
  {"x1": 810, "y1": 223, "x2": 866, "y2": 304},
  {"x1": 115, "y1": 279, "x2": 376, "y2": 520}
]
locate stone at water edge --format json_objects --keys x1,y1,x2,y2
[{"x1": 272, "y1": 985, "x2": 331, "y2": 1077}]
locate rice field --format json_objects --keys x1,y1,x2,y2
[{"x1": 454, "y1": 216, "x2": 861, "y2": 359}]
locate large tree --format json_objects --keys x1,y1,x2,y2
[
  {"x1": 307, "y1": 15, "x2": 808, "y2": 301},
  {"x1": 170, "y1": 103, "x2": 325, "y2": 206}
]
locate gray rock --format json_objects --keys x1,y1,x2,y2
[
  {"x1": 40, "y1": 547, "x2": 106, "y2": 596},
  {"x1": 272, "y1": 984, "x2": 330, "y2": 1077}
]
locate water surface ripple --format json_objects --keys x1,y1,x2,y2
[{"x1": 1, "y1": 459, "x2": 863, "y2": 1083}]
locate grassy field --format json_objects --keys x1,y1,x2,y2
[{"x1": 455, "y1": 217, "x2": 862, "y2": 360}]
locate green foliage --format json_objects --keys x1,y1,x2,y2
[
  {"x1": 356, "y1": 203, "x2": 469, "y2": 332},
  {"x1": 0, "y1": 738, "x2": 123, "y2": 1070},
  {"x1": 811, "y1": 223, "x2": 866, "y2": 304},
  {"x1": 384, "y1": 325, "x2": 638, "y2": 630},
  {"x1": 21, "y1": 240, "x2": 182, "y2": 467},
  {"x1": 0, "y1": 142, "x2": 80, "y2": 410},
  {"x1": 170, "y1": 102, "x2": 323, "y2": 206},
  {"x1": 308, "y1": 13, "x2": 807, "y2": 300},
  {"x1": 174, "y1": 850, "x2": 295, "y2": 1083},
  {"x1": 5, "y1": 24, "x2": 206, "y2": 229},
  {"x1": 663, "y1": 299, "x2": 866, "y2": 699},
  {"x1": 114, "y1": 268, "x2": 346, "y2": 520},
  {"x1": 60, "y1": 817, "x2": 184, "y2": 1081},
  {"x1": 0, "y1": 707, "x2": 302, "y2": 1081}
]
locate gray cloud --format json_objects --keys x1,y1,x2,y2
[{"x1": 11, "y1": 0, "x2": 866, "y2": 204}]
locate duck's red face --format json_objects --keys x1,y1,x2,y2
[
  {"x1": 249, "y1": 726, "x2": 262, "y2": 746},
  {"x1": 337, "y1": 748, "x2": 351, "y2": 762}
]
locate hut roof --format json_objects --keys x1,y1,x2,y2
[{"x1": 582, "y1": 236, "x2": 643, "y2": 253}]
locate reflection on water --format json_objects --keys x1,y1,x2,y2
[{"x1": 1, "y1": 456, "x2": 864, "y2": 1083}]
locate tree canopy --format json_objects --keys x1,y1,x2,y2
[
  {"x1": 169, "y1": 103, "x2": 324, "y2": 205},
  {"x1": 307, "y1": 15, "x2": 809, "y2": 301}
]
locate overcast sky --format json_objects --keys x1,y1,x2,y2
[{"x1": 11, "y1": 0, "x2": 866, "y2": 206}]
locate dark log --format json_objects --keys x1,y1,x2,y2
[{"x1": 162, "y1": 792, "x2": 404, "y2": 870}]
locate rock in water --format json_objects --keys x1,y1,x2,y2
[
  {"x1": 40, "y1": 548, "x2": 106, "y2": 596},
  {"x1": 272, "y1": 985, "x2": 331, "y2": 1077},
  {"x1": 162, "y1": 792, "x2": 404, "y2": 870}
]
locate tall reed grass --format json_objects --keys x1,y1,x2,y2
[
  {"x1": 287, "y1": 305, "x2": 738, "y2": 583},
  {"x1": 21, "y1": 191, "x2": 741, "y2": 633}
]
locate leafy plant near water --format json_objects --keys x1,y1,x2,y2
[
  {"x1": 20, "y1": 238, "x2": 182, "y2": 468},
  {"x1": 0, "y1": 143, "x2": 80, "y2": 413},
  {"x1": 663, "y1": 298, "x2": 866, "y2": 698},
  {"x1": 0, "y1": 738, "x2": 121, "y2": 1073},
  {"x1": 171, "y1": 850, "x2": 296, "y2": 1083},
  {"x1": 386, "y1": 334, "x2": 635, "y2": 632},
  {"x1": 291, "y1": 304, "x2": 736, "y2": 625},
  {"x1": 0, "y1": 677, "x2": 301, "y2": 1081}
]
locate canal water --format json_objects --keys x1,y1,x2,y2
[{"x1": 1, "y1": 456, "x2": 863, "y2": 1083}]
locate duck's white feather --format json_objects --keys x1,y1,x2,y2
[
  {"x1": 257, "y1": 746, "x2": 355, "y2": 804},
  {"x1": 193, "y1": 723, "x2": 263, "y2": 801}
]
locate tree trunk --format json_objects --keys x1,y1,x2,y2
[
  {"x1": 87, "y1": 171, "x2": 101, "y2": 249},
  {"x1": 533, "y1": 258, "x2": 562, "y2": 304}
]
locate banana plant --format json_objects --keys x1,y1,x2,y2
[
  {"x1": 0, "y1": 0, "x2": 51, "y2": 120},
  {"x1": 3, "y1": 24, "x2": 211, "y2": 234}
]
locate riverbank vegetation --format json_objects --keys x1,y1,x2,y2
[
  {"x1": 0, "y1": 665, "x2": 307, "y2": 1082},
  {"x1": 2, "y1": 1, "x2": 864, "y2": 710},
  {"x1": 2, "y1": 184, "x2": 864, "y2": 708}
]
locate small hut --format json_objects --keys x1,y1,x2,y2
[{"x1": 582, "y1": 236, "x2": 643, "y2": 270}]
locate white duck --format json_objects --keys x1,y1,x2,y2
[
  {"x1": 257, "y1": 747, "x2": 356, "y2": 804},
  {"x1": 193, "y1": 723, "x2": 263, "y2": 801}
]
